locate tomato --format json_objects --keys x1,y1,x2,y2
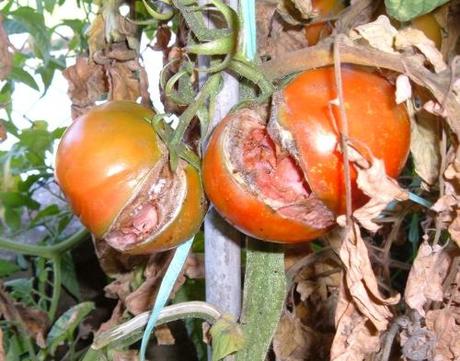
[
  {"x1": 202, "y1": 109, "x2": 336, "y2": 243},
  {"x1": 203, "y1": 66, "x2": 410, "y2": 243},
  {"x1": 55, "y1": 101, "x2": 206, "y2": 254},
  {"x1": 304, "y1": 0, "x2": 345, "y2": 46}
]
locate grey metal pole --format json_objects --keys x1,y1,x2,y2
[{"x1": 200, "y1": 0, "x2": 242, "y2": 323}]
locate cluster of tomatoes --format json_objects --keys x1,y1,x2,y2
[{"x1": 55, "y1": 64, "x2": 410, "y2": 254}]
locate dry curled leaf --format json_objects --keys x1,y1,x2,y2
[
  {"x1": 395, "y1": 74, "x2": 412, "y2": 104},
  {"x1": 338, "y1": 223, "x2": 400, "y2": 331},
  {"x1": 112, "y1": 350, "x2": 140, "y2": 361},
  {"x1": 184, "y1": 253, "x2": 205, "y2": 279},
  {"x1": 409, "y1": 99, "x2": 441, "y2": 188},
  {"x1": 107, "y1": 61, "x2": 142, "y2": 102},
  {"x1": 154, "y1": 324, "x2": 175, "y2": 345},
  {"x1": 404, "y1": 241, "x2": 450, "y2": 316},
  {"x1": 256, "y1": 0, "x2": 308, "y2": 61},
  {"x1": 395, "y1": 27, "x2": 447, "y2": 73},
  {"x1": 330, "y1": 278, "x2": 381, "y2": 361},
  {"x1": 63, "y1": 57, "x2": 108, "y2": 120},
  {"x1": 0, "y1": 16, "x2": 12, "y2": 81},
  {"x1": 0, "y1": 285, "x2": 49, "y2": 348},
  {"x1": 350, "y1": 15, "x2": 397, "y2": 54},
  {"x1": 346, "y1": 145, "x2": 409, "y2": 232},
  {"x1": 425, "y1": 309, "x2": 460, "y2": 361}
]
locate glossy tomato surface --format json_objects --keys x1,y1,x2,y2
[
  {"x1": 55, "y1": 101, "x2": 206, "y2": 253},
  {"x1": 277, "y1": 66, "x2": 410, "y2": 215},
  {"x1": 55, "y1": 101, "x2": 162, "y2": 238},
  {"x1": 202, "y1": 110, "x2": 335, "y2": 243}
]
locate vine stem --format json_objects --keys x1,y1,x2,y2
[
  {"x1": 0, "y1": 228, "x2": 89, "y2": 259},
  {"x1": 48, "y1": 256, "x2": 62, "y2": 321},
  {"x1": 92, "y1": 301, "x2": 222, "y2": 349},
  {"x1": 333, "y1": 36, "x2": 353, "y2": 227}
]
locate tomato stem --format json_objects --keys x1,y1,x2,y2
[{"x1": 0, "y1": 228, "x2": 89, "y2": 259}]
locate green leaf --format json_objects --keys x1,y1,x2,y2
[
  {"x1": 60, "y1": 253, "x2": 81, "y2": 300},
  {"x1": 3, "y1": 207, "x2": 21, "y2": 230},
  {"x1": 32, "y1": 204, "x2": 60, "y2": 223},
  {"x1": 9, "y1": 65, "x2": 39, "y2": 91},
  {"x1": 10, "y1": 7, "x2": 51, "y2": 61},
  {"x1": 2, "y1": 18, "x2": 28, "y2": 34},
  {"x1": 47, "y1": 302, "x2": 95, "y2": 355},
  {"x1": 0, "y1": 260, "x2": 20, "y2": 277},
  {"x1": 44, "y1": 0, "x2": 57, "y2": 13},
  {"x1": 5, "y1": 278, "x2": 34, "y2": 305},
  {"x1": 210, "y1": 314, "x2": 245, "y2": 361},
  {"x1": 384, "y1": 0, "x2": 450, "y2": 21}
]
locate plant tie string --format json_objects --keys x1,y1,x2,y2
[{"x1": 139, "y1": 237, "x2": 194, "y2": 361}]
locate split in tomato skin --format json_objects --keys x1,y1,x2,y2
[
  {"x1": 274, "y1": 65, "x2": 411, "y2": 215},
  {"x1": 55, "y1": 100, "x2": 206, "y2": 254},
  {"x1": 202, "y1": 109, "x2": 335, "y2": 244}
]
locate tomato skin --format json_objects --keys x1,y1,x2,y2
[
  {"x1": 277, "y1": 66, "x2": 410, "y2": 215},
  {"x1": 202, "y1": 113, "x2": 331, "y2": 243},
  {"x1": 55, "y1": 101, "x2": 205, "y2": 253}
]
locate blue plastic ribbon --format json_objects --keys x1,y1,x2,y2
[
  {"x1": 139, "y1": 237, "x2": 194, "y2": 361},
  {"x1": 241, "y1": 0, "x2": 256, "y2": 60}
]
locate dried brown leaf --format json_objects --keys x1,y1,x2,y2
[
  {"x1": 0, "y1": 16, "x2": 12, "y2": 81},
  {"x1": 184, "y1": 253, "x2": 205, "y2": 279},
  {"x1": 87, "y1": 14, "x2": 106, "y2": 58},
  {"x1": 63, "y1": 57, "x2": 108, "y2": 120},
  {"x1": 125, "y1": 251, "x2": 174, "y2": 315},
  {"x1": 273, "y1": 312, "x2": 317, "y2": 361},
  {"x1": 350, "y1": 15, "x2": 397, "y2": 54},
  {"x1": 0, "y1": 286, "x2": 49, "y2": 348},
  {"x1": 107, "y1": 61, "x2": 141, "y2": 102},
  {"x1": 346, "y1": 146, "x2": 409, "y2": 232},
  {"x1": 256, "y1": 0, "x2": 308, "y2": 61},
  {"x1": 96, "y1": 301, "x2": 126, "y2": 335},
  {"x1": 331, "y1": 278, "x2": 381, "y2": 361},
  {"x1": 395, "y1": 27, "x2": 447, "y2": 73},
  {"x1": 153, "y1": 25, "x2": 172, "y2": 51},
  {"x1": 154, "y1": 324, "x2": 175, "y2": 345},
  {"x1": 404, "y1": 241, "x2": 450, "y2": 316},
  {"x1": 338, "y1": 223, "x2": 399, "y2": 330},
  {"x1": 409, "y1": 101, "x2": 441, "y2": 187},
  {"x1": 425, "y1": 309, "x2": 460, "y2": 361},
  {"x1": 0, "y1": 121, "x2": 6, "y2": 143},
  {"x1": 112, "y1": 350, "x2": 139, "y2": 361}
]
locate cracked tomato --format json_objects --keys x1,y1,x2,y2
[
  {"x1": 55, "y1": 101, "x2": 206, "y2": 254},
  {"x1": 203, "y1": 66, "x2": 410, "y2": 243}
]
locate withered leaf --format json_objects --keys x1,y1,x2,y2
[
  {"x1": 153, "y1": 25, "x2": 172, "y2": 51},
  {"x1": 87, "y1": 14, "x2": 106, "y2": 58},
  {"x1": 112, "y1": 350, "x2": 140, "y2": 361},
  {"x1": 0, "y1": 286, "x2": 49, "y2": 348},
  {"x1": 0, "y1": 121, "x2": 6, "y2": 143},
  {"x1": 63, "y1": 57, "x2": 108, "y2": 120},
  {"x1": 273, "y1": 312, "x2": 317, "y2": 361},
  {"x1": 338, "y1": 223, "x2": 400, "y2": 331},
  {"x1": 404, "y1": 241, "x2": 450, "y2": 316},
  {"x1": 107, "y1": 61, "x2": 141, "y2": 102},
  {"x1": 410, "y1": 104, "x2": 441, "y2": 187},
  {"x1": 184, "y1": 253, "x2": 205, "y2": 279},
  {"x1": 347, "y1": 146, "x2": 409, "y2": 232},
  {"x1": 330, "y1": 279, "x2": 381, "y2": 361},
  {"x1": 425, "y1": 309, "x2": 460, "y2": 360},
  {"x1": 154, "y1": 324, "x2": 175, "y2": 345},
  {"x1": 395, "y1": 74, "x2": 412, "y2": 104},
  {"x1": 395, "y1": 27, "x2": 447, "y2": 73},
  {"x1": 350, "y1": 15, "x2": 398, "y2": 54},
  {"x1": 0, "y1": 328, "x2": 4, "y2": 360},
  {"x1": 0, "y1": 16, "x2": 12, "y2": 81}
]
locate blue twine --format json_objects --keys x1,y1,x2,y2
[
  {"x1": 139, "y1": 238, "x2": 194, "y2": 361},
  {"x1": 241, "y1": 0, "x2": 256, "y2": 59}
]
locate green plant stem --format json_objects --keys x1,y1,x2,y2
[
  {"x1": 48, "y1": 256, "x2": 62, "y2": 321},
  {"x1": 0, "y1": 228, "x2": 89, "y2": 259},
  {"x1": 170, "y1": 74, "x2": 221, "y2": 147}
]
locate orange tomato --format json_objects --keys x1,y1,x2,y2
[
  {"x1": 203, "y1": 66, "x2": 410, "y2": 243},
  {"x1": 55, "y1": 101, "x2": 206, "y2": 254}
]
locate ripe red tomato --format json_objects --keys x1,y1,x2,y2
[
  {"x1": 55, "y1": 101, "x2": 206, "y2": 254},
  {"x1": 203, "y1": 66, "x2": 410, "y2": 243}
]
